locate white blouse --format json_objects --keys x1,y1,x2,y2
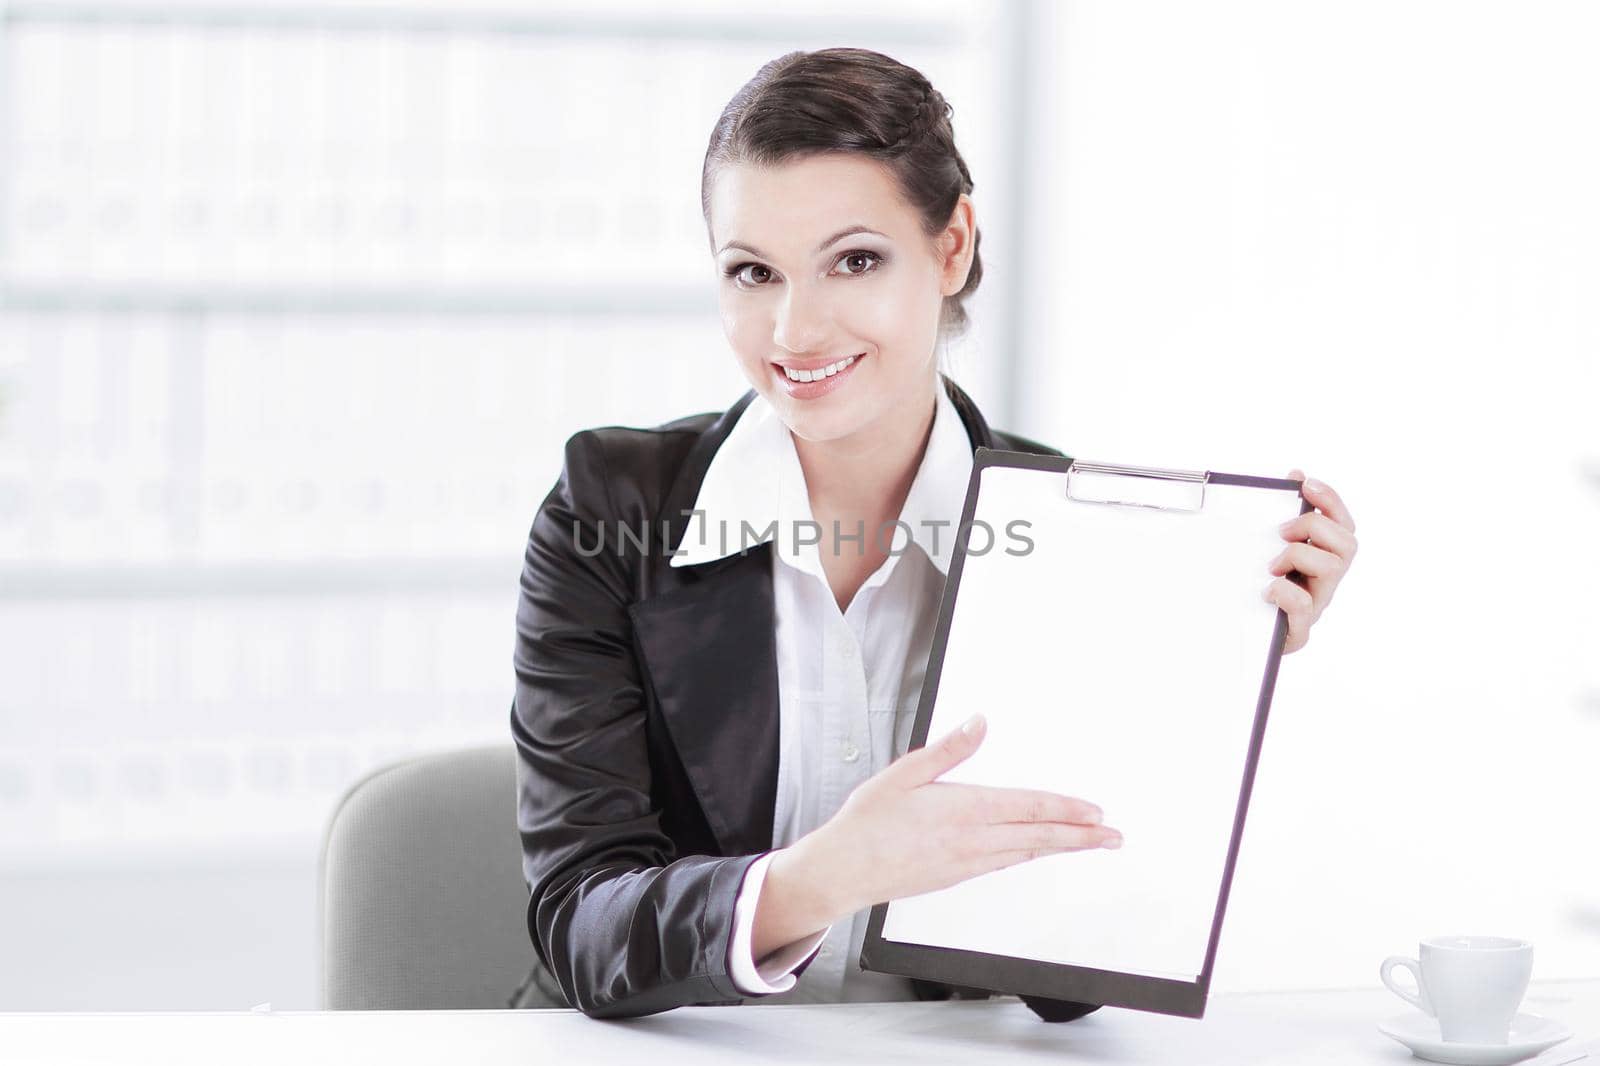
[{"x1": 668, "y1": 380, "x2": 974, "y2": 1002}]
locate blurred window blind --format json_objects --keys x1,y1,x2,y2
[{"x1": 0, "y1": 1, "x2": 1018, "y2": 870}]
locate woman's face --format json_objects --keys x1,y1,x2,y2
[{"x1": 706, "y1": 153, "x2": 974, "y2": 447}]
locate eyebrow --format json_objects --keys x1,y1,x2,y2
[{"x1": 717, "y1": 225, "x2": 889, "y2": 260}]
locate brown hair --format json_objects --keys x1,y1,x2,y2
[{"x1": 700, "y1": 47, "x2": 982, "y2": 343}]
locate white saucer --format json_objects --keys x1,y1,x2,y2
[{"x1": 1377, "y1": 1011, "x2": 1573, "y2": 1065}]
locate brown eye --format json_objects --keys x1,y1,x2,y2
[
  {"x1": 836, "y1": 250, "x2": 883, "y2": 276},
  {"x1": 726, "y1": 263, "x2": 773, "y2": 286}
]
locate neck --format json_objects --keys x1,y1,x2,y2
[{"x1": 791, "y1": 374, "x2": 942, "y2": 531}]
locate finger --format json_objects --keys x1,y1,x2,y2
[
  {"x1": 965, "y1": 844, "x2": 1111, "y2": 881},
  {"x1": 985, "y1": 821, "x2": 1120, "y2": 853},
  {"x1": 1267, "y1": 540, "x2": 1345, "y2": 621},
  {"x1": 1297, "y1": 473, "x2": 1356, "y2": 534},
  {"x1": 1266, "y1": 540, "x2": 1345, "y2": 585},
  {"x1": 1276, "y1": 511, "x2": 1358, "y2": 565},
  {"x1": 882, "y1": 713, "x2": 985, "y2": 789},
  {"x1": 981, "y1": 787, "x2": 1103, "y2": 827},
  {"x1": 1263, "y1": 575, "x2": 1315, "y2": 653},
  {"x1": 1263, "y1": 572, "x2": 1316, "y2": 615}
]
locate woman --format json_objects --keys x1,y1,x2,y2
[{"x1": 509, "y1": 47, "x2": 1358, "y2": 1021}]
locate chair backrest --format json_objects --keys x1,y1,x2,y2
[{"x1": 318, "y1": 743, "x2": 566, "y2": 1009}]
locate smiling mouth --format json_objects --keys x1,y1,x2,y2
[{"x1": 773, "y1": 353, "x2": 865, "y2": 383}]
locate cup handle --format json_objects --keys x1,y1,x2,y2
[{"x1": 1380, "y1": 956, "x2": 1434, "y2": 1016}]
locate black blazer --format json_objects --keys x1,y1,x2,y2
[{"x1": 510, "y1": 373, "x2": 1101, "y2": 1023}]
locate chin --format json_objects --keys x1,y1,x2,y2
[{"x1": 780, "y1": 396, "x2": 882, "y2": 446}]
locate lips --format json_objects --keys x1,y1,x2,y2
[
  {"x1": 771, "y1": 351, "x2": 865, "y2": 399},
  {"x1": 772, "y1": 353, "x2": 865, "y2": 378}
]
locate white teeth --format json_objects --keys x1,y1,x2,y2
[{"x1": 784, "y1": 354, "x2": 859, "y2": 382}]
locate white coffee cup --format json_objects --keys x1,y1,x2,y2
[{"x1": 1380, "y1": 935, "x2": 1533, "y2": 1044}]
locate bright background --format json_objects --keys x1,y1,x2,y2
[{"x1": 0, "y1": 0, "x2": 1595, "y2": 1009}]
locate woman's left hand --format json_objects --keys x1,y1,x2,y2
[{"x1": 1265, "y1": 469, "x2": 1358, "y2": 654}]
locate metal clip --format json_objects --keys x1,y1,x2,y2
[{"x1": 1064, "y1": 460, "x2": 1209, "y2": 512}]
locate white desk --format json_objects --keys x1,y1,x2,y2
[{"x1": 3, "y1": 980, "x2": 1596, "y2": 1065}]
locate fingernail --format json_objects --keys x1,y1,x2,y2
[
  {"x1": 1278, "y1": 519, "x2": 1295, "y2": 533},
  {"x1": 962, "y1": 713, "x2": 984, "y2": 736},
  {"x1": 1262, "y1": 585, "x2": 1275, "y2": 602},
  {"x1": 1102, "y1": 832, "x2": 1123, "y2": 848},
  {"x1": 1305, "y1": 478, "x2": 1325, "y2": 493},
  {"x1": 1085, "y1": 808, "x2": 1103, "y2": 824}
]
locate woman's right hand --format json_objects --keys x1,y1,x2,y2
[{"x1": 789, "y1": 711, "x2": 1122, "y2": 920}]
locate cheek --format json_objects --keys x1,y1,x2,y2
[
  {"x1": 815, "y1": 276, "x2": 888, "y2": 334},
  {"x1": 845, "y1": 271, "x2": 941, "y2": 349},
  {"x1": 719, "y1": 302, "x2": 765, "y2": 359}
]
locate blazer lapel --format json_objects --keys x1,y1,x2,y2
[
  {"x1": 629, "y1": 373, "x2": 996, "y2": 857},
  {"x1": 629, "y1": 386, "x2": 778, "y2": 857},
  {"x1": 630, "y1": 544, "x2": 778, "y2": 857}
]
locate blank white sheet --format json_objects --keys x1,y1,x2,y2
[{"x1": 878, "y1": 465, "x2": 1304, "y2": 979}]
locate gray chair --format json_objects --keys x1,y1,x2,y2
[{"x1": 318, "y1": 743, "x2": 568, "y2": 1009}]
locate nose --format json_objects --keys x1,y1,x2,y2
[{"x1": 772, "y1": 284, "x2": 831, "y2": 355}]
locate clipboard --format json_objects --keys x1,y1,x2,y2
[{"x1": 858, "y1": 448, "x2": 1312, "y2": 1019}]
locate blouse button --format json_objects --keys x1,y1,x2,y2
[{"x1": 841, "y1": 742, "x2": 860, "y2": 763}]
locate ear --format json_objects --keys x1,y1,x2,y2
[{"x1": 936, "y1": 194, "x2": 978, "y2": 296}]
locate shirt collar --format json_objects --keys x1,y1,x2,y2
[{"x1": 669, "y1": 383, "x2": 974, "y2": 581}]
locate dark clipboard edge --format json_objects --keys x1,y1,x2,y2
[{"x1": 858, "y1": 447, "x2": 1313, "y2": 1019}]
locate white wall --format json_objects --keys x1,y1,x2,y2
[{"x1": 1019, "y1": 0, "x2": 1600, "y2": 992}]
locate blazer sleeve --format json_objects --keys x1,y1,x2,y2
[
  {"x1": 511, "y1": 429, "x2": 789, "y2": 1018},
  {"x1": 1019, "y1": 995, "x2": 1103, "y2": 1022}
]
